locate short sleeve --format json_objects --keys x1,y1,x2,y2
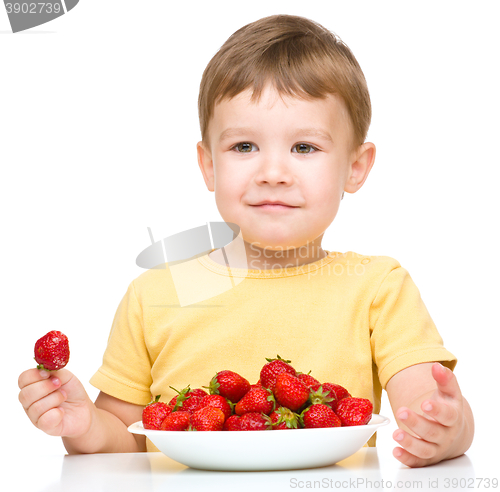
[
  {"x1": 89, "y1": 281, "x2": 153, "y2": 405},
  {"x1": 370, "y1": 266, "x2": 457, "y2": 389}
]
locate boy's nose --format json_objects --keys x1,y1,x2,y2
[{"x1": 254, "y1": 155, "x2": 293, "y2": 186}]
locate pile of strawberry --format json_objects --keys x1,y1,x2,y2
[{"x1": 142, "y1": 356, "x2": 373, "y2": 432}]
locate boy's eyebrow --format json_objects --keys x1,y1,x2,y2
[
  {"x1": 293, "y1": 128, "x2": 334, "y2": 143},
  {"x1": 219, "y1": 127, "x2": 257, "y2": 143},
  {"x1": 218, "y1": 127, "x2": 333, "y2": 143}
]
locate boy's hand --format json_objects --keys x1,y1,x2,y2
[
  {"x1": 387, "y1": 362, "x2": 474, "y2": 468},
  {"x1": 18, "y1": 368, "x2": 94, "y2": 439}
]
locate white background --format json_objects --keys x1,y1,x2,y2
[{"x1": 1, "y1": 0, "x2": 499, "y2": 480}]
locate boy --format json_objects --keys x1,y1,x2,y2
[{"x1": 18, "y1": 14, "x2": 473, "y2": 467}]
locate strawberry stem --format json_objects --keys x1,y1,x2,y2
[{"x1": 264, "y1": 354, "x2": 292, "y2": 364}]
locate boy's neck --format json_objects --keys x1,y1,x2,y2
[{"x1": 209, "y1": 236, "x2": 328, "y2": 270}]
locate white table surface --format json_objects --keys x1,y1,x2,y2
[{"x1": 6, "y1": 446, "x2": 493, "y2": 492}]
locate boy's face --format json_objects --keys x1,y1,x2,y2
[{"x1": 197, "y1": 84, "x2": 375, "y2": 253}]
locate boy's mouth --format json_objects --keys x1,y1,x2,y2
[
  {"x1": 251, "y1": 201, "x2": 298, "y2": 207},
  {"x1": 250, "y1": 201, "x2": 299, "y2": 211}
]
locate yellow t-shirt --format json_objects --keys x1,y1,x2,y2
[{"x1": 90, "y1": 251, "x2": 456, "y2": 449}]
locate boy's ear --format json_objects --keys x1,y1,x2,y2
[
  {"x1": 197, "y1": 141, "x2": 215, "y2": 192},
  {"x1": 344, "y1": 142, "x2": 376, "y2": 194}
]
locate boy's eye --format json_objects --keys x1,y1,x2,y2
[
  {"x1": 233, "y1": 142, "x2": 256, "y2": 153},
  {"x1": 293, "y1": 143, "x2": 316, "y2": 154},
  {"x1": 231, "y1": 142, "x2": 317, "y2": 153}
]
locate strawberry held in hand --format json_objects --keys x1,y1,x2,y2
[{"x1": 34, "y1": 330, "x2": 70, "y2": 371}]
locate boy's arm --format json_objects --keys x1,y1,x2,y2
[
  {"x1": 63, "y1": 392, "x2": 146, "y2": 454},
  {"x1": 386, "y1": 362, "x2": 474, "y2": 468}
]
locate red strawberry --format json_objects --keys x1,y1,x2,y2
[
  {"x1": 273, "y1": 372, "x2": 309, "y2": 412},
  {"x1": 160, "y1": 411, "x2": 190, "y2": 431},
  {"x1": 223, "y1": 415, "x2": 241, "y2": 431},
  {"x1": 301, "y1": 404, "x2": 341, "y2": 428},
  {"x1": 197, "y1": 394, "x2": 232, "y2": 420},
  {"x1": 260, "y1": 355, "x2": 296, "y2": 391},
  {"x1": 336, "y1": 398, "x2": 373, "y2": 426},
  {"x1": 268, "y1": 406, "x2": 300, "y2": 429},
  {"x1": 34, "y1": 331, "x2": 70, "y2": 371},
  {"x1": 325, "y1": 383, "x2": 351, "y2": 402},
  {"x1": 239, "y1": 412, "x2": 268, "y2": 431},
  {"x1": 207, "y1": 370, "x2": 250, "y2": 403},
  {"x1": 142, "y1": 395, "x2": 172, "y2": 430},
  {"x1": 189, "y1": 388, "x2": 209, "y2": 398},
  {"x1": 168, "y1": 386, "x2": 204, "y2": 414},
  {"x1": 178, "y1": 394, "x2": 203, "y2": 413},
  {"x1": 310, "y1": 382, "x2": 350, "y2": 411},
  {"x1": 167, "y1": 387, "x2": 186, "y2": 408},
  {"x1": 189, "y1": 406, "x2": 225, "y2": 431},
  {"x1": 297, "y1": 373, "x2": 320, "y2": 389},
  {"x1": 309, "y1": 383, "x2": 337, "y2": 411},
  {"x1": 235, "y1": 386, "x2": 275, "y2": 416}
]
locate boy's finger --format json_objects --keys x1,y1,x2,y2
[
  {"x1": 396, "y1": 408, "x2": 445, "y2": 443},
  {"x1": 27, "y1": 389, "x2": 67, "y2": 427},
  {"x1": 18, "y1": 368, "x2": 50, "y2": 389},
  {"x1": 19, "y1": 376, "x2": 63, "y2": 410},
  {"x1": 37, "y1": 407, "x2": 65, "y2": 436},
  {"x1": 421, "y1": 399, "x2": 459, "y2": 427},
  {"x1": 432, "y1": 363, "x2": 461, "y2": 399},
  {"x1": 393, "y1": 446, "x2": 430, "y2": 468},
  {"x1": 393, "y1": 429, "x2": 438, "y2": 463}
]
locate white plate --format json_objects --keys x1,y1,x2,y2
[{"x1": 128, "y1": 414, "x2": 390, "y2": 471}]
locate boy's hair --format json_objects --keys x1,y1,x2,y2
[{"x1": 198, "y1": 14, "x2": 371, "y2": 150}]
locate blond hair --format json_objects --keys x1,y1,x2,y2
[{"x1": 198, "y1": 14, "x2": 371, "y2": 150}]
